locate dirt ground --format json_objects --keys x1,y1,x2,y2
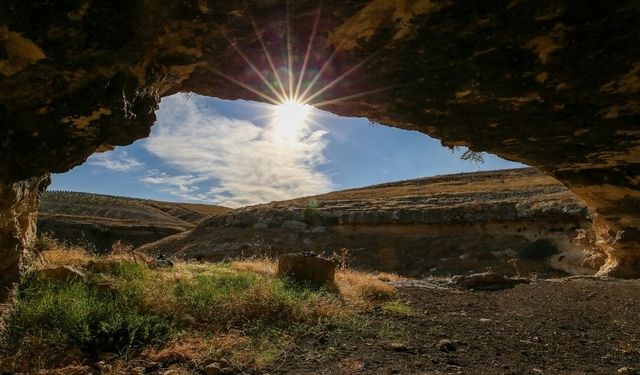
[{"x1": 277, "y1": 277, "x2": 640, "y2": 375}]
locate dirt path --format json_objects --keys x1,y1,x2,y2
[{"x1": 278, "y1": 278, "x2": 640, "y2": 374}]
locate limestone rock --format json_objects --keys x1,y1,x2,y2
[
  {"x1": 0, "y1": 175, "x2": 50, "y2": 326},
  {"x1": 277, "y1": 253, "x2": 335, "y2": 285}
]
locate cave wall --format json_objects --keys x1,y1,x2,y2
[{"x1": 0, "y1": 0, "x2": 638, "y2": 303}]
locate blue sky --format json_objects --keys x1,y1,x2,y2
[{"x1": 50, "y1": 94, "x2": 524, "y2": 207}]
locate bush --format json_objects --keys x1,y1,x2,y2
[{"x1": 301, "y1": 199, "x2": 322, "y2": 225}]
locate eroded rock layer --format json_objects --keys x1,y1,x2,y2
[
  {"x1": 0, "y1": 0, "x2": 638, "y2": 303},
  {"x1": 141, "y1": 169, "x2": 594, "y2": 277}
]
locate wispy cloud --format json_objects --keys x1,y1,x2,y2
[
  {"x1": 88, "y1": 150, "x2": 144, "y2": 171},
  {"x1": 140, "y1": 171, "x2": 211, "y2": 202},
  {"x1": 143, "y1": 95, "x2": 333, "y2": 207}
]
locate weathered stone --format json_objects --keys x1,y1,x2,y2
[
  {"x1": 0, "y1": 174, "x2": 50, "y2": 326},
  {"x1": 277, "y1": 253, "x2": 335, "y2": 285},
  {"x1": 37, "y1": 265, "x2": 85, "y2": 282}
]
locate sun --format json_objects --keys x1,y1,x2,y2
[{"x1": 272, "y1": 99, "x2": 311, "y2": 139}]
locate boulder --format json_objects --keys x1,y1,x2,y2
[
  {"x1": 37, "y1": 265, "x2": 85, "y2": 282},
  {"x1": 277, "y1": 253, "x2": 335, "y2": 285}
]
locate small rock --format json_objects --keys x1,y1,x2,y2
[
  {"x1": 276, "y1": 253, "x2": 335, "y2": 285},
  {"x1": 438, "y1": 339, "x2": 456, "y2": 352},
  {"x1": 37, "y1": 265, "x2": 85, "y2": 281},
  {"x1": 204, "y1": 363, "x2": 224, "y2": 375}
]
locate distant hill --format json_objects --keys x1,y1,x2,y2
[
  {"x1": 38, "y1": 191, "x2": 231, "y2": 251},
  {"x1": 140, "y1": 168, "x2": 595, "y2": 277}
]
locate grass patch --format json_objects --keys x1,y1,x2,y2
[
  {"x1": 1, "y1": 246, "x2": 403, "y2": 373},
  {"x1": 2, "y1": 277, "x2": 172, "y2": 370},
  {"x1": 382, "y1": 300, "x2": 415, "y2": 316}
]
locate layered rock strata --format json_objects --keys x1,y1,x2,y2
[{"x1": 141, "y1": 169, "x2": 595, "y2": 277}]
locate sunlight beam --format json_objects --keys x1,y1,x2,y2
[
  {"x1": 286, "y1": 0, "x2": 294, "y2": 99},
  {"x1": 294, "y1": 3, "x2": 323, "y2": 102},
  {"x1": 223, "y1": 32, "x2": 286, "y2": 103},
  {"x1": 208, "y1": 67, "x2": 280, "y2": 105},
  {"x1": 311, "y1": 85, "x2": 399, "y2": 108},
  {"x1": 245, "y1": 2, "x2": 289, "y2": 101},
  {"x1": 302, "y1": 48, "x2": 386, "y2": 105}
]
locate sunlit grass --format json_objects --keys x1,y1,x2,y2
[{"x1": 1, "y1": 244, "x2": 404, "y2": 373}]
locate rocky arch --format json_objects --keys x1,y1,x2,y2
[{"x1": 0, "y1": 0, "x2": 639, "y2": 313}]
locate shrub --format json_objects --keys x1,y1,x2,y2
[{"x1": 301, "y1": 199, "x2": 322, "y2": 225}]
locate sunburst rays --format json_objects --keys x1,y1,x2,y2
[{"x1": 212, "y1": 1, "x2": 393, "y2": 115}]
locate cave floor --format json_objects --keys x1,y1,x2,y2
[{"x1": 277, "y1": 277, "x2": 640, "y2": 375}]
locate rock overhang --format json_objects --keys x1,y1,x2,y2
[{"x1": 0, "y1": 0, "x2": 638, "y2": 279}]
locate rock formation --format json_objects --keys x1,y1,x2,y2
[
  {"x1": 141, "y1": 169, "x2": 594, "y2": 277},
  {"x1": 0, "y1": 0, "x2": 639, "y2": 309}
]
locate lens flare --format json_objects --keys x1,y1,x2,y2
[{"x1": 272, "y1": 99, "x2": 311, "y2": 139}]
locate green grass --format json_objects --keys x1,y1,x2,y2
[
  {"x1": 381, "y1": 300, "x2": 415, "y2": 316},
  {"x1": 1, "y1": 252, "x2": 399, "y2": 373},
  {"x1": 6, "y1": 277, "x2": 172, "y2": 356},
  {"x1": 1, "y1": 261, "x2": 350, "y2": 372}
]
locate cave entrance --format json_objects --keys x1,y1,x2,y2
[{"x1": 42, "y1": 93, "x2": 600, "y2": 279}]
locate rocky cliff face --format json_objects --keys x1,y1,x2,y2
[
  {"x1": 141, "y1": 169, "x2": 594, "y2": 277},
  {"x1": 0, "y1": 0, "x2": 639, "y2": 306}
]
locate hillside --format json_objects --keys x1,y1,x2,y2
[
  {"x1": 141, "y1": 168, "x2": 595, "y2": 277},
  {"x1": 38, "y1": 191, "x2": 231, "y2": 251}
]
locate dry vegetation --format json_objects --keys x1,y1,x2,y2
[{"x1": 1, "y1": 236, "x2": 404, "y2": 374}]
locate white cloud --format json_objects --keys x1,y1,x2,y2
[
  {"x1": 143, "y1": 95, "x2": 334, "y2": 207},
  {"x1": 88, "y1": 150, "x2": 144, "y2": 171},
  {"x1": 141, "y1": 171, "x2": 211, "y2": 202}
]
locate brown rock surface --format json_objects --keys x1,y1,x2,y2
[
  {"x1": 0, "y1": 0, "x2": 639, "y2": 310},
  {"x1": 0, "y1": 174, "x2": 49, "y2": 326},
  {"x1": 277, "y1": 253, "x2": 336, "y2": 286}
]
